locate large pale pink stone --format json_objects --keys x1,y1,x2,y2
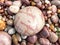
[
  {"x1": 14, "y1": 6, "x2": 45, "y2": 36},
  {"x1": 0, "y1": 31, "x2": 11, "y2": 45}
]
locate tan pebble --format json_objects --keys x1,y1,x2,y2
[
  {"x1": 58, "y1": 9, "x2": 60, "y2": 13},
  {"x1": 0, "y1": 9, "x2": 4, "y2": 13},
  {"x1": 16, "y1": 34, "x2": 22, "y2": 42},
  {"x1": 0, "y1": 20, "x2": 6, "y2": 30},
  {"x1": 31, "y1": 1, "x2": 36, "y2": 6},
  {"x1": 50, "y1": 24, "x2": 55, "y2": 31},
  {"x1": 12, "y1": 34, "x2": 18, "y2": 45},
  {"x1": 0, "y1": 0, "x2": 4, "y2": 3},
  {"x1": 21, "y1": 40, "x2": 26, "y2": 45},
  {"x1": 48, "y1": 32, "x2": 58, "y2": 43}
]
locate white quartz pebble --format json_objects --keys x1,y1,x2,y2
[
  {"x1": 13, "y1": 1, "x2": 21, "y2": 7},
  {"x1": 9, "y1": 5, "x2": 19, "y2": 13},
  {"x1": 8, "y1": 28, "x2": 15, "y2": 35}
]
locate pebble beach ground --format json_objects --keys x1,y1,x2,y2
[{"x1": 0, "y1": 0, "x2": 60, "y2": 45}]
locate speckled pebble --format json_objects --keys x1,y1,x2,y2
[{"x1": 7, "y1": 19, "x2": 13, "y2": 26}]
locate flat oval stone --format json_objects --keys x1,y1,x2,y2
[{"x1": 14, "y1": 6, "x2": 45, "y2": 36}]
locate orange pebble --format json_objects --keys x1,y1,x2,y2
[
  {"x1": 0, "y1": 20, "x2": 6, "y2": 30},
  {"x1": 50, "y1": 24, "x2": 55, "y2": 32},
  {"x1": 0, "y1": 0, "x2": 4, "y2": 3},
  {"x1": 31, "y1": 1, "x2": 36, "y2": 6},
  {"x1": 58, "y1": 9, "x2": 60, "y2": 13}
]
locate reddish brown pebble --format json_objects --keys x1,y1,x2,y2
[
  {"x1": 0, "y1": 31, "x2": 11, "y2": 45},
  {"x1": 39, "y1": 26, "x2": 50, "y2": 38},
  {"x1": 5, "y1": 1, "x2": 12, "y2": 6},
  {"x1": 27, "y1": 42, "x2": 34, "y2": 45},
  {"x1": 39, "y1": 38, "x2": 50, "y2": 45},
  {"x1": 48, "y1": 32, "x2": 58, "y2": 43},
  {"x1": 58, "y1": 37, "x2": 60, "y2": 44},
  {"x1": 27, "y1": 35, "x2": 37, "y2": 43},
  {"x1": 21, "y1": 0, "x2": 30, "y2": 5},
  {"x1": 14, "y1": 6, "x2": 45, "y2": 36}
]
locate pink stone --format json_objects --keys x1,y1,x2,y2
[{"x1": 14, "y1": 6, "x2": 45, "y2": 36}]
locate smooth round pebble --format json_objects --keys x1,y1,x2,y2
[
  {"x1": 9, "y1": 5, "x2": 19, "y2": 13},
  {"x1": 0, "y1": 20, "x2": 6, "y2": 30},
  {"x1": 39, "y1": 38, "x2": 50, "y2": 45},
  {"x1": 27, "y1": 35, "x2": 37, "y2": 43},
  {"x1": 7, "y1": 19, "x2": 13, "y2": 26},
  {"x1": 21, "y1": 0, "x2": 30, "y2": 5},
  {"x1": 34, "y1": 0, "x2": 40, "y2": 3},
  {"x1": 16, "y1": 34, "x2": 22, "y2": 42},
  {"x1": 12, "y1": 34, "x2": 18, "y2": 45},
  {"x1": 39, "y1": 26, "x2": 50, "y2": 38},
  {"x1": 51, "y1": 5, "x2": 57, "y2": 13},
  {"x1": 51, "y1": 0, "x2": 60, "y2": 6},
  {"x1": 14, "y1": 6, "x2": 45, "y2": 36},
  {"x1": 5, "y1": 1, "x2": 12, "y2": 6},
  {"x1": 21, "y1": 40, "x2": 26, "y2": 45},
  {"x1": 13, "y1": 1, "x2": 21, "y2": 7},
  {"x1": 21, "y1": 35, "x2": 27, "y2": 40},
  {"x1": 27, "y1": 42, "x2": 34, "y2": 45},
  {"x1": 51, "y1": 14, "x2": 59, "y2": 23},
  {"x1": 8, "y1": 28, "x2": 15, "y2": 35},
  {"x1": 0, "y1": 31, "x2": 11, "y2": 45},
  {"x1": 48, "y1": 32, "x2": 58, "y2": 43}
]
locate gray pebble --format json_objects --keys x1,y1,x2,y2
[
  {"x1": 21, "y1": 35, "x2": 27, "y2": 40},
  {"x1": 8, "y1": 28, "x2": 16, "y2": 35},
  {"x1": 4, "y1": 26, "x2": 12, "y2": 32},
  {"x1": 51, "y1": 0, "x2": 60, "y2": 6}
]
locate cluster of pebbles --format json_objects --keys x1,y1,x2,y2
[{"x1": 0, "y1": 0, "x2": 60, "y2": 45}]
